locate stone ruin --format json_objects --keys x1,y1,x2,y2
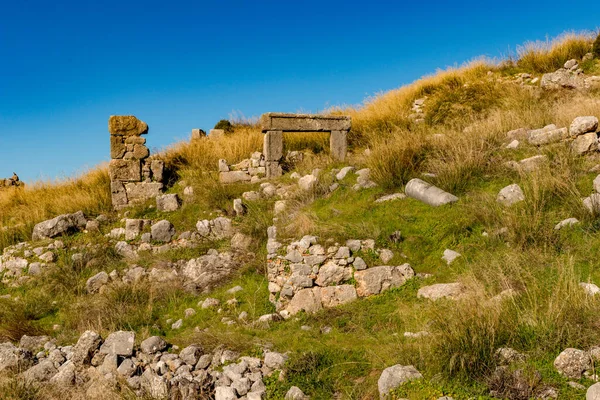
[
  {"x1": 0, "y1": 172, "x2": 24, "y2": 189},
  {"x1": 260, "y1": 113, "x2": 351, "y2": 178},
  {"x1": 109, "y1": 116, "x2": 165, "y2": 209}
]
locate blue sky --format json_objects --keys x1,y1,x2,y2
[{"x1": 1, "y1": 0, "x2": 599, "y2": 182}]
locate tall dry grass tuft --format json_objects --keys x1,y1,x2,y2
[
  {"x1": 516, "y1": 32, "x2": 594, "y2": 73},
  {"x1": 0, "y1": 168, "x2": 111, "y2": 249}
]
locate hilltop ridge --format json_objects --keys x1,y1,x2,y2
[{"x1": 1, "y1": 32, "x2": 600, "y2": 399}]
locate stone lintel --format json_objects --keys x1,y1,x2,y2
[{"x1": 260, "y1": 113, "x2": 351, "y2": 132}]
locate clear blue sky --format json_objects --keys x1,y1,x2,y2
[{"x1": 1, "y1": 1, "x2": 599, "y2": 182}]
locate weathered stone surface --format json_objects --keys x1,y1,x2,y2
[
  {"x1": 286, "y1": 288, "x2": 323, "y2": 315},
  {"x1": 191, "y1": 128, "x2": 206, "y2": 140},
  {"x1": 219, "y1": 171, "x2": 251, "y2": 184},
  {"x1": 320, "y1": 285, "x2": 358, "y2": 308},
  {"x1": 570, "y1": 116, "x2": 599, "y2": 137},
  {"x1": 497, "y1": 184, "x2": 525, "y2": 206},
  {"x1": 108, "y1": 115, "x2": 148, "y2": 136},
  {"x1": 209, "y1": 129, "x2": 225, "y2": 139},
  {"x1": 554, "y1": 348, "x2": 591, "y2": 379},
  {"x1": 109, "y1": 159, "x2": 141, "y2": 182},
  {"x1": 19, "y1": 336, "x2": 50, "y2": 352},
  {"x1": 110, "y1": 136, "x2": 126, "y2": 159},
  {"x1": 442, "y1": 249, "x2": 461, "y2": 265},
  {"x1": 133, "y1": 144, "x2": 150, "y2": 159},
  {"x1": 378, "y1": 365, "x2": 423, "y2": 399},
  {"x1": 375, "y1": 193, "x2": 406, "y2": 203},
  {"x1": 150, "y1": 160, "x2": 164, "y2": 182},
  {"x1": 156, "y1": 194, "x2": 181, "y2": 212},
  {"x1": 182, "y1": 252, "x2": 236, "y2": 292},
  {"x1": 151, "y1": 220, "x2": 175, "y2": 242},
  {"x1": 22, "y1": 359, "x2": 57, "y2": 382},
  {"x1": 584, "y1": 194, "x2": 600, "y2": 213},
  {"x1": 264, "y1": 130, "x2": 283, "y2": 162},
  {"x1": 527, "y1": 126, "x2": 568, "y2": 145},
  {"x1": 32, "y1": 211, "x2": 86, "y2": 241},
  {"x1": 0, "y1": 342, "x2": 32, "y2": 372},
  {"x1": 141, "y1": 368, "x2": 169, "y2": 398},
  {"x1": 99, "y1": 331, "x2": 135, "y2": 356},
  {"x1": 506, "y1": 128, "x2": 528, "y2": 140},
  {"x1": 111, "y1": 180, "x2": 128, "y2": 208},
  {"x1": 140, "y1": 336, "x2": 168, "y2": 354},
  {"x1": 285, "y1": 386, "x2": 309, "y2": 400},
  {"x1": 405, "y1": 178, "x2": 458, "y2": 206},
  {"x1": 260, "y1": 113, "x2": 351, "y2": 132},
  {"x1": 572, "y1": 132, "x2": 598, "y2": 154},
  {"x1": 541, "y1": 69, "x2": 585, "y2": 90},
  {"x1": 71, "y1": 330, "x2": 102, "y2": 365},
  {"x1": 86, "y1": 271, "x2": 108, "y2": 294},
  {"x1": 518, "y1": 155, "x2": 548, "y2": 173},
  {"x1": 417, "y1": 283, "x2": 465, "y2": 301},
  {"x1": 298, "y1": 174, "x2": 318, "y2": 191},
  {"x1": 354, "y1": 265, "x2": 414, "y2": 297},
  {"x1": 124, "y1": 182, "x2": 163, "y2": 203},
  {"x1": 330, "y1": 130, "x2": 347, "y2": 161},
  {"x1": 555, "y1": 218, "x2": 580, "y2": 230},
  {"x1": 587, "y1": 382, "x2": 600, "y2": 400},
  {"x1": 580, "y1": 282, "x2": 600, "y2": 296}
]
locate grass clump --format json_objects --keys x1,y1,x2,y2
[
  {"x1": 516, "y1": 32, "x2": 593, "y2": 73},
  {"x1": 594, "y1": 32, "x2": 600, "y2": 58}
]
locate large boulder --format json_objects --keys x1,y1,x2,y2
[
  {"x1": 182, "y1": 252, "x2": 237, "y2": 292},
  {"x1": 570, "y1": 116, "x2": 599, "y2": 137},
  {"x1": 151, "y1": 220, "x2": 176, "y2": 242},
  {"x1": 378, "y1": 364, "x2": 423, "y2": 399},
  {"x1": 588, "y1": 382, "x2": 600, "y2": 400},
  {"x1": 554, "y1": 348, "x2": 591, "y2": 379},
  {"x1": 405, "y1": 179, "x2": 458, "y2": 206},
  {"x1": 22, "y1": 359, "x2": 58, "y2": 382},
  {"x1": 140, "y1": 336, "x2": 168, "y2": 354},
  {"x1": 99, "y1": 331, "x2": 135, "y2": 357},
  {"x1": 540, "y1": 69, "x2": 585, "y2": 90},
  {"x1": 32, "y1": 211, "x2": 87, "y2": 241},
  {"x1": 354, "y1": 265, "x2": 414, "y2": 297},
  {"x1": 0, "y1": 342, "x2": 33, "y2": 372}
]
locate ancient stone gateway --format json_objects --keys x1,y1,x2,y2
[
  {"x1": 259, "y1": 113, "x2": 351, "y2": 178},
  {"x1": 109, "y1": 116, "x2": 165, "y2": 209}
]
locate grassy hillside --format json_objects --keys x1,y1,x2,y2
[{"x1": 2, "y1": 31, "x2": 600, "y2": 399}]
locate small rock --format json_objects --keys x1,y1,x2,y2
[
  {"x1": 497, "y1": 184, "x2": 525, "y2": 207},
  {"x1": 442, "y1": 249, "x2": 461, "y2": 265}
]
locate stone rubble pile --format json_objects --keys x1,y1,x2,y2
[
  {"x1": 266, "y1": 230, "x2": 414, "y2": 316},
  {"x1": 108, "y1": 115, "x2": 166, "y2": 209},
  {"x1": 0, "y1": 332, "x2": 298, "y2": 400},
  {"x1": 0, "y1": 172, "x2": 24, "y2": 189},
  {"x1": 541, "y1": 57, "x2": 600, "y2": 91}
]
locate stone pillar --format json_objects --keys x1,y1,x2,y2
[
  {"x1": 264, "y1": 130, "x2": 283, "y2": 178},
  {"x1": 191, "y1": 128, "x2": 206, "y2": 140},
  {"x1": 109, "y1": 116, "x2": 164, "y2": 209},
  {"x1": 330, "y1": 130, "x2": 347, "y2": 162}
]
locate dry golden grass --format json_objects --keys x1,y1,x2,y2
[{"x1": 516, "y1": 32, "x2": 594, "y2": 73}]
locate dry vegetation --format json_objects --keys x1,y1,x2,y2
[{"x1": 2, "y1": 32, "x2": 600, "y2": 399}]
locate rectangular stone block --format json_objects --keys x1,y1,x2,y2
[
  {"x1": 125, "y1": 136, "x2": 146, "y2": 145},
  {"x1": 330, "y1": 130, "x2": 347, "y2": 161},
  {"x1": 191, "y1": 129, "x2": 206, "y2": 140},
  {"x1": 110, "y1": 136, "x2": 126, "y2": 159},
  {"x1": 111, "y1": 181, "x2": 128, "y2": 209},
  {"x1": 150, "y1": 160, "x2": 164, "y2": 182},
  {"x1": 109, "y1": 115, "x2": 148, "y2": 136},
  {"x1": 264, "y1": 130, "x2": 283, "y2": 161},
  {"x1": 124, "y1": 182, "x2": 163, "y2": 204},
  {"x1": 219, "y1": 171, "x2": 251, "y2": 184},
  {"x1": 209, "y1": 129, "x2": 225, "y2": 139},
  {"x1": 265, "y1": 161, "x2": 282, "y2": 179},
  {"x1": 260, "y1": 113, "x2": 351, "y2": 132},
  {"x1": 109, "y1": 159, "x2": 141, "y2": 182}
]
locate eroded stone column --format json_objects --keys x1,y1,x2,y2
[
  {"x1": 330, "y1": 130, "x2": 348, "y2": 161},
  {"x1": 264, "y1": 130, "x2": 283, "y2": 178},
  {"x1": 109, "y1": 115, "x2": 164, "y2": 209}
]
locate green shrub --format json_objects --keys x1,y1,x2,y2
[
  {"x1": 593, "y1": 33, "x2": 600, "y2": 58},
  {"x1": 214, "y1": 119, "x2": 233, "y2": 133}
]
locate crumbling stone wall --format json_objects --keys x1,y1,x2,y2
[{"x1": 109, "y1": 116, "x2": 165, "y2": 209}]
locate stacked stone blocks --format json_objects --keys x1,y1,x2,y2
[
  {"x1": 260, "y1": 113, "x2": 351, "y2": 178},
  {"x1": 109, "y1": 116, "x2": 165, "y2": 209}
]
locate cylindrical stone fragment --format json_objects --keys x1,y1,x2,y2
[{"x1": 405, "y1": 178, "x2": 458, "y2": 206}]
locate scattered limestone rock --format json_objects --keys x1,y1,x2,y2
[
  {"x1": 86, "y1": 271, "x2": 109, "y2": 294},
  {"x1": 587, "y1": 382, "x2": 600, "y2": 400},
  {"x1": 572, "y1": 132, "x2": 598, "y2": 155},
  {"x1": 140, "y1": 336, "x2": 168, "y2": 354},
  {"x1": 378, "y1": 365, "x2": 423, "y2": 399},
  {"x1": 285, "y1": 386, "x2": 309, "y2": 399},
  {"x1": 405, "y1": 178, "x2": 458, "y2": 207},
  {"x1": 506, "y1": 140, "x2": 519, "y2": 149},
  {"x1": 354, "y1": 265, "x2": 414, "y2": 297},
  {"x1": 336, "y1": 166, "x2": 355, "y2": 181},
  {"x1": 298, "y1": 174, "x2": 318, "y2": 191},
  {"x1": 156, "y1": 194, "x2": 181, "y2": 212},
  {"x1": 554, "y1": 348, "x2": 591, "y2": 379},
  {"x1": 527, "y1": 125, "x2": 568, "y2": 145},
  {"x1": 32, "y1": 211, "x2": 87, "y2": 241},
  {"x1": 99, "y1": 331, "x2": 135, "y2": 356},
  {"x1": 555, "y1": 218, "x2": 579, "y2": 230},
  {"x1": 442, "y1": 249, "x2": 461, "y2": 265},
  {"x1": 151, "y1": 220, "x2": 176, "y2": 242},
  {"x1": 375, "y1": 193, "x2": 406, "y2": 203},
  {"x1": 497, "y1": 184, "x2": 525, "y2": 206},
  {"x1": 580, "y1": 282, "x2": 600, "y2": 296},
  {"x1": 570, "y1": 116, "x2": 599, "y2": 137},
  {"x1": 417, "y1": 283, "x2": 465, "y2": 301},
  {"x1": 379, "y1": 249, "x2": 394, "y2": 263}
]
